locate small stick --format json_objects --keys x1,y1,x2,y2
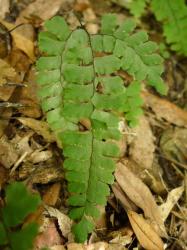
[
  {"x1": 3, "y1": 82, "x2": 28, "y2": 87},
  {"x1": 0, "y1": 102, "x2": 27, "y2": 108}
]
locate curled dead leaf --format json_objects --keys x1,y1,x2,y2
[
  {"x1": 115, "y1": 162, "x2": 167, "y2": 237},
  {"x1": 127, "y1": 210, "x2": 164, "y2": 250},
  {"x1": 45, "y1": 206, "x2": 73, "y2": 238},
  {"x1": 159, "y1": 186, "x2": 184, "y2": 222}
]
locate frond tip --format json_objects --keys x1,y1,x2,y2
[
  {"x1": 152, "y1": 0, "x2": 187, "y2": 56},
  {"x1": 36, "y1": 14, "x2": 166, "y2": 242}
]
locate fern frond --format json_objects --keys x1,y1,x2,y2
[
  {"x1": 127, "y1": 0, "x2": 150, "y2": 18},
  {"x1": 36, "y1": 15, "x2": 166, "y2": 242},
  {"x1": 99, "y1": 14, "x2": 167, "y2": 95},
  {"x1": 0, "y1": 182, "x2": 41, "y2": 250},
  {"x1": 152, "y1": 0, "x2": 187, "y2": 56}
]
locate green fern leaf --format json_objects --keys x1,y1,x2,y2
[
  {"x1": 2, "y1": 182, "x2": 41, "y2": 227},
  {"x1": 0, "y1": 182, "x2": 41, "y2": 250},
  {"x1": 0, "y1": 222, "x2": 7, "y2": 245},
  {"x1": 100, "y1": 15, "x2": 167, "y2": 95},
  {"x1": 10, "y1": 223, "x2": 38, "y2": 250},
  {"x1": 36, "y1": 15, "x2": 166, "y2": 242},
  {"x1": 128, "y1": 0, "x2": 150, "y2": 18},
  {"x1": 152, "y1": 0, "x2": 187, "y2": 56}
]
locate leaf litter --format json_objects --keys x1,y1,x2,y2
[
  {"x1": 0, "y1": 0, "x2": 187, "y2": 249},
  {"x1": 115, "y1": 162, "x2": 167, "y2": 238}
]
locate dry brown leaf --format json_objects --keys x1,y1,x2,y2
[
  {"x1": 42, "y1": 182, "x2": 61, "y2": 206},
  {"x1": 142, "y1": 90, "x2": 187, "y2": 127},
  {"x1": 67, "y1": 243, "x2": 84, "y2": 250},
  {"x1": 160, "y1": 127, "x2": 187, "y2": 165},
  {"x1": 0, "y1": 0, "x2": 10, "y2": 19},
  {"x1": 0, "y1": 59, "x2": 16, "y2": 85},
  {"x1": 45, "y1": 206, "x2": 73, "y2": 238},
  {"x1": 82, "y1": 2, "x2": 99, "y2": 34},
  {"x1": 67, "y1": 242, "x2": 125, "y2": 250},
  {"x1": 0, "y1": 134, "x2": 19, "y2": 168},
  {"x1": 110, "y1": 0, "x2": 127, "y2": 8},
  {"x1": 0, "y1": 20, "x2": 35, "y2": 60},
  {"x1": 0, "y1": 164, "x2": 8, "y2": 189},
  {"x1": 12, "y1": 67, "x2": 41, "y2": 118},
  {"x1": 0, "y1": 108, "x2": 12, "y2": 137},
  {"x1": 51, "y1": 246, "x2": 66, "y2": 250},
  {"x1": 11, "y1": 132, "x2": 33, "y2": 156},
  {"x1": 95, "y1": 205, "x2": 106, "y2": 230},
  {"x1": 180, "y1": 216, "x2": 187, "y2": 244},
  {"x1": 0, "y1": 49, "x2": 31, "y2": 101},
  {"x1": 115, "y1": 162, "x2": 167, "y2": 237},
  {"x1": 122, "y1": 158, "x2": 165, "y2": 195},
  {"x1": 18, "y1": 97, "x2": 41, "y2": 119},
  {"x1": 28, "y1": 149, "x2": 53, "y2": 164},
  {"x1": 19, "y1": 161, "x2": 63, "y2": 184},
  {"x1": 129, "y1": 115, "x2": 155, "y2": 170},
  {"x1": 159, "y1": 186, "x2": 184, "y2": 222},
  {"x1": 74, "y1": 0, "x2": 90, "y2": 12},
  {"x1": 17, "y1": 117, "x2": 55, "y2": 143},
  {"x1": 16, "y1": 0, "x2": 73, "y2": 23},
  {"x1": 7, "y1": 48, "x2": 31, "y2": 74},
  {"x1": 0, "y1": 85, "x2": 15, "y2": 101},
  {"x1": 0, "y1": 58, "x2": 18, "y2": 101},
  {"x1": 34, "y1": 219, "x2": 63, "y2": 249},
  {"x1": 109, "y1": 233, "x2": 132, "y2": 246},
  {"x1": 10, "y1": 130, "x2": 53, "y2": 173},
  {"x1": 112, "y1": 182, "x2": 138, "y2": 211},
  {"x1": 25, "y1": 183, "x2": 61, "y2": 226},
  {"x1": 127, "y1": 210, "x2": 164, "y2": 250},
  {"x1": 9, "y1": 133, "x2": 34, "y2": 173}
]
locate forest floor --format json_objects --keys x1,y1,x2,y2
[{"x1": 0, "y1": 0, "x2": 187, "y2": 249}]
